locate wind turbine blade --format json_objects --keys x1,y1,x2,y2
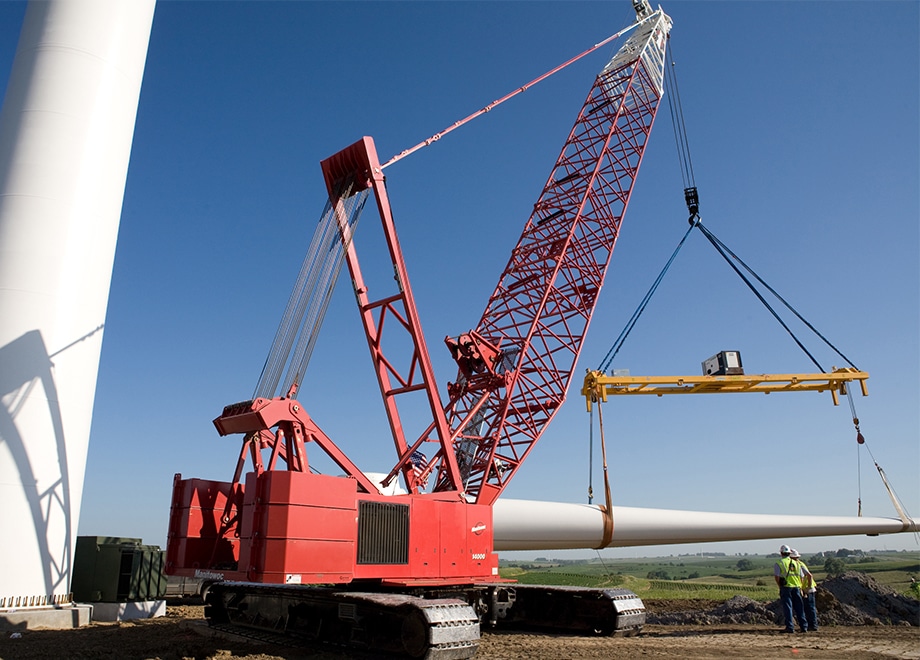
[{"x1": 493, "y1": 499, "x2": 917, "y2": 551}]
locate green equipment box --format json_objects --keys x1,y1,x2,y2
[{"x1": 72, "y1": 536, "x2": 167, "y2": 602}]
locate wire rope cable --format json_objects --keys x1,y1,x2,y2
[
  {"x1": 664, "y1": 36, "x2": 695, "y2": 192},
  {"x1": 597, "y1": 221, "x2": 695, "y2": 373},
  {"x1": 845, "y1": 386, "x2": 916, "y2": 528},
  {"x1": 597, "y1": 36, "x2": 699, "y2": 375},
  {"x1": 381, "y1": 20, "x2": 647, "y2": 168},
  {"x1": 694, "y1": 221, "x2": 859, "y2": 372},
  {"x1": 598, "y1": 35, "x2": 857, "y2": 377},
  {"x1": 281, "y1": 188, "x2": 369, "y2": 397},
  {"x1": 599, "y1": 21, "x2": 910, "y2": 535},
  {"x1": 253, "y1": 181, "x2": 368, "y2": 399},
  {"x1": 588, "y1": 406, "x2": 595, "y2": 504}
]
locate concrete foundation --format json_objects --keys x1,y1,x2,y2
[
  {"x1": 0, "y1": 604, "x2": 92, "y2": 631},
  {"x1": 89, "y1": 600, "x2": 166, "y2": 622}
]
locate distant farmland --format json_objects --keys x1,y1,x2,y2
[{"x1": 499, "y1": 550, "x2": 920, "y2": 600}]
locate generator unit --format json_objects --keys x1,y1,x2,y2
[
  {"x1": 702, "y1": 351, "x2": 744, "y2": 376},
  {"x1": 72, "y1": 536, "x2": 166, "y2": 603}
]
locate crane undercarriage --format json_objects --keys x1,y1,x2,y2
[
  {"x1": 203, "y1": 582, "x2": 644, "y2": 659},
  {"x1": 168, "y1": 466, "x2": 645, "y2": 657}
]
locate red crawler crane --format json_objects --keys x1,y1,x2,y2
[{"x1": 166, "y1": 2, "x2": 672, "y2": 657}]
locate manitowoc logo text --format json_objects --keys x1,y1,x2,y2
[{"x1": 194, "y1": 569, "x2": 225, "y2": 581}]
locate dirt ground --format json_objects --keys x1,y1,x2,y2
[{"x1": 0, "y1": 601, "x2": 917, "y2": 660}]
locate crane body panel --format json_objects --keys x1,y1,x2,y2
[{"x1": 168, "y1": 471, "x2": 497, "y2": 586}]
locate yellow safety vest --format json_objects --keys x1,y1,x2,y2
[
  {"x1": 780, "y1": 557, "x2": 803, "y2": 588},
  {"x1": 800, "y1": 562, "x2": 815, "y2": 591}
]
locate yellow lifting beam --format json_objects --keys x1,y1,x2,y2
[{"x1": 582, "y1": 367, "x2": 868, "y2": 411}]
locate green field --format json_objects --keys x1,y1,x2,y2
[{"x1": 498, "y1": 551, "x2": 920, "y2": 601}]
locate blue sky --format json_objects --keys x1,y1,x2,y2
[{"x1": 1, "y1": 1, "x2": 917, "y2": 558}]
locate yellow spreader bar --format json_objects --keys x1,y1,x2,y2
[{"x1": 582, "y1": 367, "x2": 868, "y2": 411}]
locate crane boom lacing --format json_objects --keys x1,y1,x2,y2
[{"x1": 440, "y1": 8, "x2": 674, "y2": 505}]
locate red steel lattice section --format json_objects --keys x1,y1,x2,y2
[{"x1": 439, "y1": 43, "x2": 666, "y2": 505}]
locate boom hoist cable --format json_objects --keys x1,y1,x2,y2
[
  {"x1": 254, "y1": 181, "x2": 369, "y2": 401},
  {"x1": 381, "y1": 21, "x2": 648, "y2": 170}
]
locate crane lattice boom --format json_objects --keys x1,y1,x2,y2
[{"x1": 438, "y1": 9, "x2": 672, "y2": 505}]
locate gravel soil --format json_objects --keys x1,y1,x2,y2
[
  {"x1": 2, "y1": 603, "x2": 917, "y2": 660},
  {"x1": 1, "y1": 573, "x2": 917, "y2": 660}
]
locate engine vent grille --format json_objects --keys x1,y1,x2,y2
[{"x1": 357, "y1": 501, "x2": 409, "y2": 565}]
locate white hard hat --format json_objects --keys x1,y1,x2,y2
[
  {"x1": 780, "y1": 544, "x2": 791, "y2": 554},
  {"x1": 790, "y1": 548, "x2": 800, "y2": 558}
]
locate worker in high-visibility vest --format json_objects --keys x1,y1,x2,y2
[
  {"x1": 773, "y1": 544, "x2": 807, "y2": 632},
  {"x1": 793, "y1": 549, "x2": 819, "y2": 632}
]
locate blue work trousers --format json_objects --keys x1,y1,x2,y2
[
  {"x1": 803, "y1": 592, "x2": 818, "y2": 631},
  {"x1": 779, "y1": 586, "x2": 807, "y2": 632}
]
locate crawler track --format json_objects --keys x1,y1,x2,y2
[{"x1": 205, "y1": 582, "x2": 480, "y2": 659}]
